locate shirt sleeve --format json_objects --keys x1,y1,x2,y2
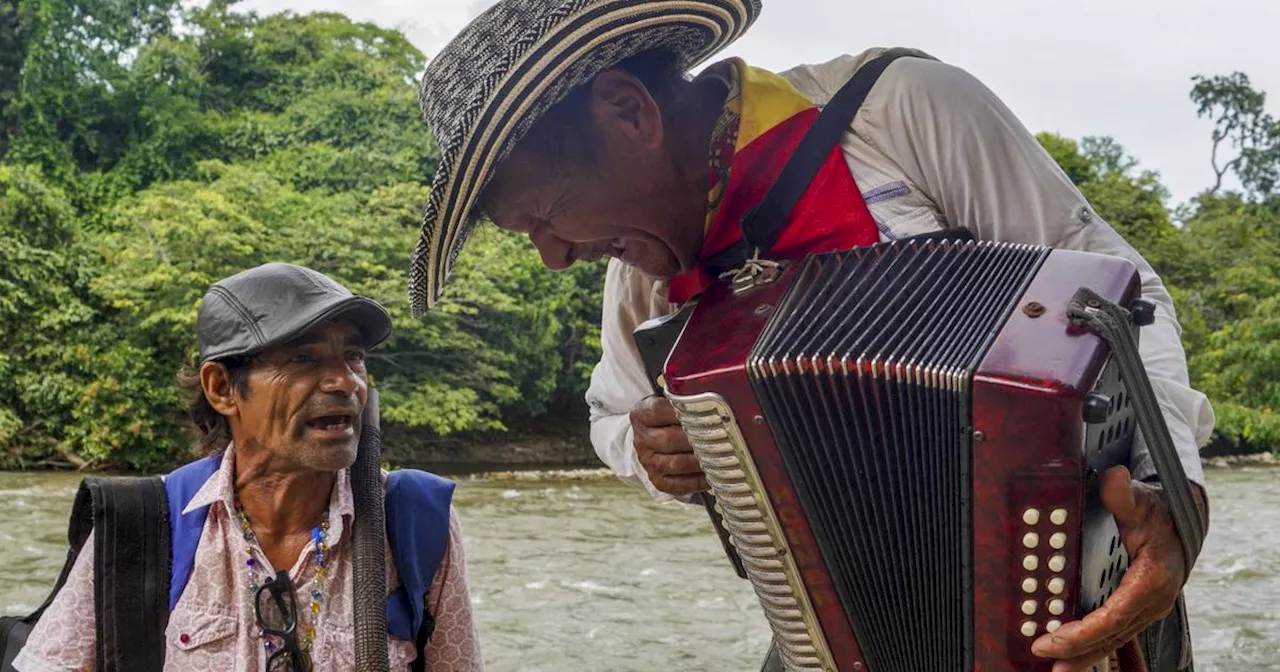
[
  {"x1": 855, "y1": 55, "x2": 1214, "y2": 487},
  {"x1": 422, "y1": 506, "x2": 482, "y2": 671},
  {"x1": 584, "y1": 259, "x2": 696, "y2": 504},
  {"x1": 12, "y1": 533, "x2": 98, "y2": 672}
]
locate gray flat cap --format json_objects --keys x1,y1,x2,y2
[{"x1": 197, "y1": 263, "x2": 393, "y2": 363}]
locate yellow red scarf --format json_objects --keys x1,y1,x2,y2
[{"x1": 668, "y1": 59, "x2": 879, "y2": 304}]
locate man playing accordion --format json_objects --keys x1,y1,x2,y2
[{"x1": 411, "y1": 2, "x2": 1212, "y2": 670}]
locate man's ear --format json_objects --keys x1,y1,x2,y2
[
  {"x1": 588, "y1": 69, "x2": 664, "y2": 150},
  {"x1": 200, "y1": 361, "x2": 240, "y2": 418}
]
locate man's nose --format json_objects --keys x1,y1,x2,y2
[
  {"x1": 529, "y1": 227, "x2": 573, "y2": 271},
  {"x1": 319, "y1": 360, "x2": 363, "y2": 396}
]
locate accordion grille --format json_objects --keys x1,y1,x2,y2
[{"x1": 747, "y1": 240, "x2": 1047, "y2": 671}]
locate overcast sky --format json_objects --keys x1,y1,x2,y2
[{"x1": 241, "y1": 0, "x2": 1279, "y2": 209}]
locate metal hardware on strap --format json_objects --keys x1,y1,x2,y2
[
  {"x1": 719, "y1": 248, "x2": 783, "y2": 294},
  {"x1": 1066, "y1": 287, "x2": 1207, "y2": 575}
]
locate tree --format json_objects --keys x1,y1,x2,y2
[
  {"x1": 0, "y1": 3, "x2": 607, "y2": 469},
  {"x1": 1191, "y1": 72, "x2": 1280, "y2": 198},
  {"x1": 0, "y1": 163, "x2": 165, "y2": 469}
]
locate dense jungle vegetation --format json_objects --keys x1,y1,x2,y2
[{"x1": 1, "y1": 0, "x2": 1276, "y2": 470}]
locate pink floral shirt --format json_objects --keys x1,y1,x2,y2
[{"x1": 13, "y1": 447, "x2": 482, "y2": 672}]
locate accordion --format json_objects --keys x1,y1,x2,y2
[{"x1": 644, "y1": 238, "x2": 1156, "y2": 672}]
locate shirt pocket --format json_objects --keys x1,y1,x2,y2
[
  {"x1": 165, "y1": 610, "x2": 239, "y2": 668},
  {"x1": 880, "y1": 206, "x2": 948, "y2": 240},
  {"x1": 860, "y1": 180, "x2": 949, "y2": 240}
]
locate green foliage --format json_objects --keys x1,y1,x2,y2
[
  {"x1": 1, "y1": 0, "x2": 1275, "y2": 468},
  {"x1": 0, "y1": 163, "x2": 181, "y2": 469},
  {"x1": 1190, "y1": 72, "x2": 1280, "y2": 198},
  {"x1": 0, "y1": 2, "x2": 604, "y2": 469}
]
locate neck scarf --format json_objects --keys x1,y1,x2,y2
[{"x1": 667, "y1": 59, "x2": 880, "y2": 304}]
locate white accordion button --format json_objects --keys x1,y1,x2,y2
[
  {"x1": 1022, "y1": 578, "x2": 1038, "y2": 593},
  {"x1": 1049, "y1": 532, "x2": 1067, "y2": 550},
  {"x1": 1023, "y1": 533, "x2": 1040, "y2": 549},
  {"x1": 1021, "y1": 621, "x2": 1038, "y2": 637},
  {"x1": 1023, "y1": 555, "x2": 1039, "y2": 571},
  {"x1": 1048, "y1": 599, "x2": 1065, "y2": 616},
  {"x1": 1046, "y1": 620, "x2": 1062, "y2": 633},
  {"x1": 1022, "y1": 600, "x2": 1037, "y2": 615},
  {"x1": 1023, "y1": 508, "x2": 1041, "y2": 525},
  {"x1": 1048, "y1": 577, "x2": 1066, "y2": 595},
  {"x1": 1049, "y1": 555, "x2": 1067, "y2": 572},
  {"x1": 1050, "y1": 508, "x2": 1068, "y2": 525}
]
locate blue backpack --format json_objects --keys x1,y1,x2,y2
[{"x1": 0, "y1": 456, "x2": 455, "y2": 672}]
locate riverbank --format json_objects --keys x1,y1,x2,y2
[
  {"x1": 4, "y1": 414, "x2": 1276, "y2": 476},
  {"x1": 1203, "y1": 451, "x2": 1278, "y2": 468},
  {"x1": 380, "y1": 417, "x2": 605, "y2": 476}
]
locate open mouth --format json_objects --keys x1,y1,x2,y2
[{"x1": 305, "y1": 414, "x2": 354, "y2": 437}]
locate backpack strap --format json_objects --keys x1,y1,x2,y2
[
  {"x1": 79, "y1": 476, "x2": 170, "y2": 672},
  {"x1": 383, "y1": 468, "x2": 456, "y2": 668},
  {"x1": 163, "y1": 454, "x2": 224, "y2": 611}
]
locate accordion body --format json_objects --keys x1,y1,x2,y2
[{"x1": 661, "y1": 239, "x2": 1143, "y2": 672}]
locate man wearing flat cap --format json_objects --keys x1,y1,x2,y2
[
  {"x1": 412, "y1": 1, "x2": 1209, "y2": 670},
  {"x1": 15, "y1": 263, "x2": 481, "y2": 671}
]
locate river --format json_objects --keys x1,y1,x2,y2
[{"x1": 1, "y1": 465, "x2": 1274, "y2": 671}]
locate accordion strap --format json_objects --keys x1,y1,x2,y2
[
  {"x1": 1066, "y1": 288, "x2": 1207, "y2": 578},
  {"x1": 738, "y1": 49, "x2": 914, "y2": 258}
]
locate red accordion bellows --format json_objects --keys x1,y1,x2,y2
[{"x1": 662, "y1": 238, "x2": 1142, "y2": 672}]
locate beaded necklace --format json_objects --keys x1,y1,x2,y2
[{"x1": 234, "y1": 498, "x2": 331, "y2": 656}]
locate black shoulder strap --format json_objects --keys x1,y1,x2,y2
[
  {"x1": 410, "y1": 605, "x2": 436, "y2": 672},
  {"x1": 738, "y1": 49, "x2": 915, "y2": 257},
  {"x1": 79, "y1": 477, "x2": 171, "y2": 672}
]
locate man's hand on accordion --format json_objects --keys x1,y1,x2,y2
[
  {"x1": 629, "y1": 396, "x2": 710, "y2": 496},
  {"x1": 1032, "y1": 465, "x2": 1206, "y2": 671}
]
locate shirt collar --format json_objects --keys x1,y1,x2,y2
[{"x1": 181, "y1": 443, "x2": 356, "y2": 545}]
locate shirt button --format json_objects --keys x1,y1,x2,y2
[{"x1": 180, "y1": 633, "x2": 190, "y2": 644}]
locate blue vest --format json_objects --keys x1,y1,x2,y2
[{"x1": 162, "y1": 455, "x2": 455, "y2": 641}]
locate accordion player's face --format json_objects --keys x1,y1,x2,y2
[{"x1": 476, "y1": 74, "x2": 714, "y2": 277}]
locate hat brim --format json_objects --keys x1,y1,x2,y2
[
  {"x1": 301, "y1": 296, "x2": 395, "y2": 352},
  {"x1": 205, "y1": 296, "x2": 394, "y2": 363},
  {"x1": 410, "y1": 0, "x2": 762, "y2": 317}
]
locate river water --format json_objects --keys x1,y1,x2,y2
[{"x1": 1, "y1": 465, "x2": 1275, "y2": 671}]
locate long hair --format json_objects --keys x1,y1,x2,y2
[{"x1": 174, "y1": 356, "x2": 253, "y2": 456}]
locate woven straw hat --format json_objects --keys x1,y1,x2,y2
[{"x1": 410, "y1": 0, "x2": 763, "y2": 316}]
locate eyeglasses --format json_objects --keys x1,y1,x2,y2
[{"x1": 254, "y1": 570, "x2": 310, "y2": 672}]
